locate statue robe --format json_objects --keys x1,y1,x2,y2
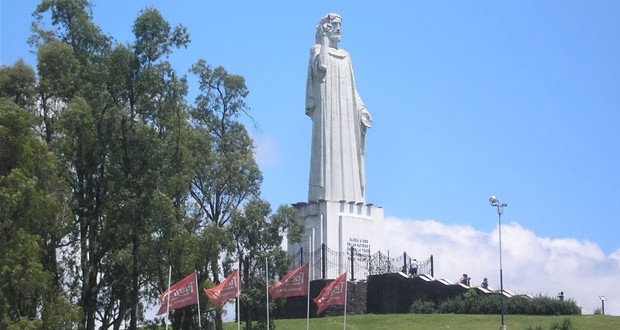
[{"x1": 305, "y1": 44, "x2": 368, "y2": 203}]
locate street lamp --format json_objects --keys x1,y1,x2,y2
[
  {"x1": 599, "y1": 296, "x2": 607, "y2": 315},
  {"x1": 490, "y1": 195, "x2": 508, "y2": 330}
]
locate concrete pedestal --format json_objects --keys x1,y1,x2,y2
[{"x1": 288, "y1": 200, "x2": 385, "y2": 280}]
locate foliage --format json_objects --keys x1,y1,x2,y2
[
  {"x1": 189, "y1": 60, "x2": 262, "y2": 228},
  {"x1": 228, "y1": 201, "x2": 302, "y2": 330},
  {"x1": 525, "y1": 318, "x2": 573, "y2": 330},
  {"x1": 409, "y1": 300, "x2": 437, "y2": 314},
  {"x1": 248, "y1": 320, "x2": 276, "y2": 330},
  {"x1": 549, "y1": 318, "x2": 573, "y2": 330},
  {"x1": 0, "y1": 60, "x2": 37, "y2": 108},
  {"x1": 2, "y1": 1, "x2": 297, "y2": 329},
  {"x1": 188, "y1": 57, "x2": 267, "y2": 329},
  {"x1": 0, "y1": 99, "x2": 78, "y2": 328},
  {"x1": 525, "y1": 326, "x2": 545, "y2": 330},
  {"x1": 410, "y1": 290, "x2": 581, "y2": 316}
]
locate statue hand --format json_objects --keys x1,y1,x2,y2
[
  {"x1": 320, "y1": 22, "x2": 332, "y2": 36},
  {"x1": 361, "y1": 108, "x2": 372, "y2": 128}
]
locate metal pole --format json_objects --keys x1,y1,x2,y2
[
  {"x1": 490, "y1": 196, "x2": 507, "y2": 330},
  {"x1": 499, "y1": 209, "x2": 505, "y2": 329},
  {"x1": 266, "y1": 257, "x2": 269, "y2": 330},
  {"x1": 322, "y1": 243, "x2": 326, "y2": 280},
  {"x1": 343, "y1": 276, "x2": 348, "y2": 330},
  {"x1": 195, "y1": 271, "x2": 201, "y2": 328},
  {"x1": 306, "y1": 265, "x2": 311, "y2": 330},
  {"x1": 165, "y1": 266, "x2": 171, "y2": 330}
]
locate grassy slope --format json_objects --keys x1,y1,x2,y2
[{"x1": 224, "y1": 314, "x2": 620, "y2": 330}]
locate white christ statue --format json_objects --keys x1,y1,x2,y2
[{"x1": 305, "y1": 13, "x2": 372, "y2": 204}]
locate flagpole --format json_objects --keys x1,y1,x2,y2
[
  {"x1": 237, "y1": 298, "x2": 241, "y2": 330},
  {"x1": 166, "y1": 265, "x2": 171, "y2": 330},
  {"x1": 306, "y1": 263, "x2": 311, "y2": 330},
  {"x1": 195, "y1": 271, "x2": 201, "y2": 329},
  {"x1": 266, "y1": 257, "x2": 270, "y2": 330},
  {"x1": 237, "y1": 271, "x2": 241, "y2": 330},
  {"x1": 343, "y1": 273, "x2": 348, "y2": 330}
]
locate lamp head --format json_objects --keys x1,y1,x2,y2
[{"x1": 489, "y1": 195, "x2": 498, "y2": 206}]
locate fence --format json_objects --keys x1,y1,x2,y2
[{"x1": 289, "y1": 244, "x2": 433, "y2": 281}]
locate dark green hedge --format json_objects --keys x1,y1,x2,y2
[{"x1": 409, "y1": 289, "x2": 581, "y2": 315}]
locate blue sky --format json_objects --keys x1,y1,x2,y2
[{"x1": 3, "y1": 0, "x2": 620, "y2": 315}]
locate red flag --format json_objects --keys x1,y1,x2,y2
[
  {"x1": 156, "y1": 272, "x2": 198, "y2": 316},
  {"x1": 204, "y1": 271, "x2": 241, "y2": 307},
  {"x1": 269, "y1": 263, "x2": 309, "y2": 298},
  {"x1": 313, "y1": 272, "x2": 347, "y2": 316}
]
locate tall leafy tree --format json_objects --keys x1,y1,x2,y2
[
  {"x1": 0, "y1": 99, "x2": 79, "y2": 329},
  {"x1": 30, "y1": 4, "x2": 114, "y2": 326},
  {"x1": 189, "y1": 61, "x2": 263, "y2": 329},
  {"x1": 31, "y1": 2, "x2": 195, "y2": 329},
  {"x1": 190, "y1": 61, "x2": 262, "y2": 228},
  {"x1": 106, "y1": 8, "x2": 191, "y2": 329}
]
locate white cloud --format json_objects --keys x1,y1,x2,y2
[{"x1": 384, "y1": 216, "x2": 620, "y2": 315}]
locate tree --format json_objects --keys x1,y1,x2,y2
[
  {"x1": 0, "y1": 60, "x2": 37, "y2": 108},
  {"x1": 228, "y1": 200, "x2": 302, "y2": 330},
  {"x1": 36, "y1": 40, "x2": 80, "y2": 143},
  {"x1": 30, "y1": 4, "x2": 114, "y2": 326},
  {"x1": 16, "y1": 2, "x2": 282, "y2": 329},
  {"x1": 190, "y1": 61, "x2": 262, "y2": 227},
  {"x1": 0, "y1": 99, "x2": 78, "y2": 329},
  {"x1": 31, "y1": 2, "x2": 195, "y2": 329},
  {"x1": 31, "y1": 0, "x2": 110, "y2": 61},
  {"x1": 107, "y1": 8, "x2": 191, "y2": 329},
  {"x1": 189, "y1": 61, "x2": 263, "y2": 329}
]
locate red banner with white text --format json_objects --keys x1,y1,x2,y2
[
  {"x1": 269, "y1": 263, "x2": 309, "y2": 298},
  {"x1": 156, "y1": 272, "x2": 198, "y2": 315},
  {"x1": 313, "y1": 272, "x2": 347, "y2": 315},
  {"x1": 204, "y1": 271, "x2": 241, "y2": 307}
]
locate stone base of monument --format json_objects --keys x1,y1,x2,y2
[
  {"x1": 288, "y1": 200, "x2": 385, "y2": 280},
  {"x1": 273, "y1": 279, "x2": 367, "y2": 318}
]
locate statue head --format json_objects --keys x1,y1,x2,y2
[{"x1": 315, "y1": 13, "x2": 342, "y2": 45}]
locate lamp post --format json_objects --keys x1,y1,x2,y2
[
  {"x1": 599, "y1": 296, "x2": 607, "y2": 315},
  {"x1": 490, "y1": 195, "x2": 507, "y2": 330}
]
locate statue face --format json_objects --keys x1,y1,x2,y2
[{"x1": 327, "y1": 18, "x2": 342, "y2": 43}]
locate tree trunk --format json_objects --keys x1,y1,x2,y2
[
  {"x1": 80, "y1": 214, "x2": 100, "y2": 330},
  {"x1": 211, "y1": 258, "x2": 223, "y2": 330},
  {"x1": 243, "y1": 257, "x2": 252, "y2": 330},
  {"x1": 129, "y1": 232, "x2": 140, "y2": 330}
]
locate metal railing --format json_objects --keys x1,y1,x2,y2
[{"x1": 289, "y1": 244, "x2": 433, "y2": 280}]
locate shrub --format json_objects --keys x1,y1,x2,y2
[
  {"x1": 249, "y1": 320, "x2": 276, "y2": 330},
  {"x1": 409, "y1": 292, "x2": 580, "y2": 316},
  {"x1": 524, "y1": 326, "x2": 544, "y2": 330},
  {"x1": 549, "y1": 318, "x2": 572, "y2": 330},
  {"x1": 409, "y1": 300, "x2": 436, "y2": 314}
]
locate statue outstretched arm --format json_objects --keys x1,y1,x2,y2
[{"x1": 318, "y1": 35, "x2": 329, "y2": 73}]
